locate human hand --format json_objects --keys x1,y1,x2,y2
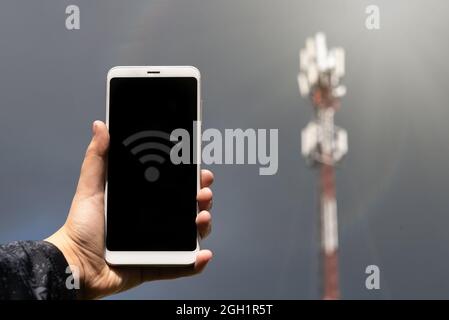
[{"x1": 46, "y1": 121, "x2": 213, "y2": 299}]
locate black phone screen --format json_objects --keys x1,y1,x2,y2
[{"x1": 106, "y1": 77, "x2": 198, "y2": 251}]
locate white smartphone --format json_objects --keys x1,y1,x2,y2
[{"x1": 105, "y1": 66, "x2": 201, "y2": 265}]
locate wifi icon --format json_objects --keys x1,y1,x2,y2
[{"x1": 123, "y1": 130, "x2": 174, "y2": 182}]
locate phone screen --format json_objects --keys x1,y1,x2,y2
[{"x1": 106, "y1": 77, "x2": 198, "y2": 251}]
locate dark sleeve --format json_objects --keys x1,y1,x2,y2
[{"x1": 0, "y1": 241, "x2": 77, "y2": 300}]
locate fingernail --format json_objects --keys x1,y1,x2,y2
[{"x1": 92, "y1": 121, "x2": 98, "y2": 137}]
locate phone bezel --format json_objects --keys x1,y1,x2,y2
[{"x1": 104, "y1": 66, "x2": 201, "y2": 265}]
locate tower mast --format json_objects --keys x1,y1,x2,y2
[{"x1": 298, "y1": 33, "x2": 348, "y2": 300}]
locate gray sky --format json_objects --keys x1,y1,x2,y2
[{"x1": 1, "y1": 0, "x2": 449, "y2": 299}]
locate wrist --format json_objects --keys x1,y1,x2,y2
[{"x1": 45, "y1": 227, "x2": 85, "y2": 295}]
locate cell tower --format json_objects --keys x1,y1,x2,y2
[{"x1": 298, "y1": 33, "x2": 348, "y2": 300}]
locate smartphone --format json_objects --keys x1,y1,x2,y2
[{"x1": 105, "y1": 66, "x2": 201, "y2": 265}]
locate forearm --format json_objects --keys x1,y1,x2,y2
[{"x1": 0, "y1": 240, "x2": 77, "y2": 300}]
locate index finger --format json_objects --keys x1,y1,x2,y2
[{"x1": 200, "y1": 169, "x2": 214, "y2": 188}]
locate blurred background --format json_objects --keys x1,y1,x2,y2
[{"x1": 1, "y1": 0, "x2": 449, "y2": 299}]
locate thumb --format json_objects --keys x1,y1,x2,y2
[{"x1": 75, "y1": 121, "x2": 109, "y2": 198}]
